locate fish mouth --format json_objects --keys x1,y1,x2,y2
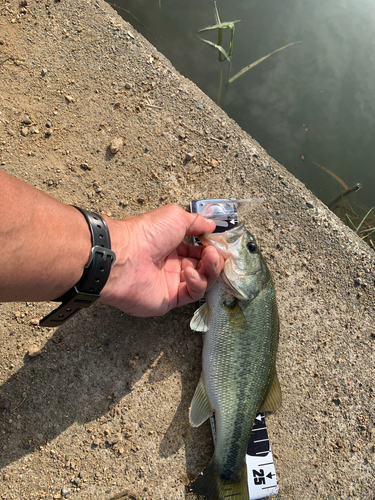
[
  {"x1": 198, "y1": 222, "x2": 245, "y2": 259},
  {"x1": 198, "y1": 222, "x2": 253, "y2": 300}
]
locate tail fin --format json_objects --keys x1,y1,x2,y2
[{"x1": 190, "y1": 461, "x2": 248, "y2": 500}]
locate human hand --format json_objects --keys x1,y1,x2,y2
[{"x1": 100, "y1": 205, "x2": 224, "y2": 316}]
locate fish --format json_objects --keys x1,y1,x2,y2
[{"x1": 189, "y1": 221, "x2": 281, "y2": 500}]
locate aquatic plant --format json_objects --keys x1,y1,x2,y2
[
  {"x1": 109, "y1": 3, "x2": 151, "y2": 32},
  {"x1": 346, "y1": 207, "x2": 375, "y2": 242},
  {"x1": 197, "y1": 1, "x2": 240, "y2": 63},
  {"x1": 229, "y1": 41, "x2": 302, "y2": 82},
  {"x1": 316, "y1": 162, "x2": 375, "y2": 250},
  {"x1": 198, "y1": 1, "x2": 300, "y2": 104}
]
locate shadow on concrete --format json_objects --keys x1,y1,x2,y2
[
  {"x1": 0, "y1": 302, "x2": 210, "y2": 480},
  {"x1": 148, "y1": 318, "x2": 214, "y2": 486}
]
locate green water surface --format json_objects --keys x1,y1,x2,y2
[{"x1": 112, "y1": 0, "x2": 375, "y2": 215}]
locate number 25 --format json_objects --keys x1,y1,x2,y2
[{"x1": 253, "y1": 469, "x2": 265, "y2": 485}]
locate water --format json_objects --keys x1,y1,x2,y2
[{"x1": 112, "y1": 0, "x2": 375, "y2": 214}]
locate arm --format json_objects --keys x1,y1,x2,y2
[
  {"x1": 0, "y1": 169, "x2": 92, "y2": 302},
  {"x1": 0, "y1": 170, "x2": 223, "y2": 316}
]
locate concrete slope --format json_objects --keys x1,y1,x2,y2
[{"x1": 0, "y1": 0, "x2": 374, "y2": 498}]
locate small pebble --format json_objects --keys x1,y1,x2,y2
[
  {"x1": 61, "y1": 486, "x2": 71, "y2": 497},
  {"x1": 21, "y1": 127, "x2": 29, "y2": 137},
  {"x1": 28, "y1": 345, "x2": 42, "y2": 357},
  {"x1": 65, "y1": 95, "x2": 74, "y2": 103},
  {"x1": 306, "y1": 202, "x2": 314, "y2": 209},
  {"x1": 125, "y1": 83, "x2": 132, "y2": 89},
  {"x1": 45, "y1": 120, "x2": 52, "y2": 128},
  {"x1": 185, "y1": 152, "x2": 195, "y2": 161},
  {"x1": 41, "y1": 68, "x2": 47, "y2": 76},
  {"x1": 110, "y1": 137, "x2": 123, "y2": 154},
  {"x1": 22, "y1": 116, "x2": 31, "y2": 125},
  {"x1": 0, "y1": 399, "x2": 11, "y2": 410}
]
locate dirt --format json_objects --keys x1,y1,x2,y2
[{"x1": 0, "y1": 0, "x2": 374, "y2": 499}]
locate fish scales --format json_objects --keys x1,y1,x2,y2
[
  {"x1": 189, "y1": 222, "x2": 281, "y2": 500},
  {"x1": 205, "y1": 282, "x2": 277, "y2": 477}
]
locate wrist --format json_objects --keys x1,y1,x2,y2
[
  {"x1": 40, "y1": 208, "x2": 116, "y2": 326},
  {"x1": 98, "y1": 215, "x2": 133, "y2": 308},
  {"x1": 61, "y1": 205, "x2": 93, "y2": 284}
]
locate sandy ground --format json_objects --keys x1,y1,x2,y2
[{"x1": 0, "y1": 0, "x2": 374, "y2": 499}]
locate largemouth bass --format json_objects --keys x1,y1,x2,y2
[{"x1": 189, "y1": 222, "x2": 281, "y2": 500}]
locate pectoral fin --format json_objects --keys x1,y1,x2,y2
[
  {"x1": 190, "y1": 303, "x2": 209, "y2": 332},
  {"x1": 260, "y1": 372, "x2": 282, "y2": 412},
  {"x1": 189, "y1": 376, "x2": 213, "y2": 427}
]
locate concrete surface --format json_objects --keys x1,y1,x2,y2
[{"x1": 0, "y1": 0, "x2": 374, "y2": 498}]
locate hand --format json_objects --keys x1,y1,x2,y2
[{"x1": 100, "y1": 205, "x2": 224, "y2": 316}]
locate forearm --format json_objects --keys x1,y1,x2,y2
[
  {"x1": 0, "y1": 170, "x2": 92, "y2": 302},
  {"x1": 0, "y1": 170, "x2": 221, "y2": 317}
]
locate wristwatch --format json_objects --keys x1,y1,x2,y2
[{"x1": 39, "y1": 207, "x2": 116, "y2": 327}]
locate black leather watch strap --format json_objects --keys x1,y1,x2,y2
[{"x1": 40, "y1": 207, "x2": 115, "y2": 327}]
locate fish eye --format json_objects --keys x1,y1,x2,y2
[{"x1": 247, "y1": 241, "x2": 257, "y2": 253}]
